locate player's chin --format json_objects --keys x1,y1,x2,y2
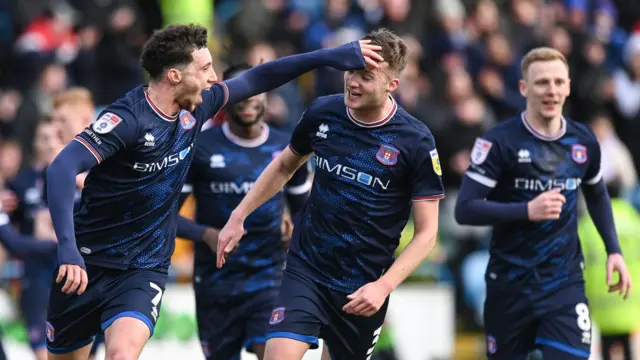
[{"x1": 344, "y1": 95, "x2": 361, "y2": 109}]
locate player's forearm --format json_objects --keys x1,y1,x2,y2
[
  {"x1": 455, "y1": 176, "x2": 529, "y2": 225},
  {"x1": 46, "y1": 141, "x2": 97, "y2": 266},
  {"x1": 176, "y1": 215, "x2": 207, "y2": 242},
  {"x1": 583, "y1": 180, "x2": 622, "y2": 255},
  {"x1": 380, "y1": 231, "x2": 438, "y2": 290},
  {"x1": 0, "y1": 223, "x2": 56, "y2": 258},
  {"x1": 224, "y1": 42, "x2": 364, "y2": 105},
  {"x1": 232, "y1": 157, "x2": 297, "y2": 221}
]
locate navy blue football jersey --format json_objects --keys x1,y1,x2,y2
[
  {"x1": 72, "y1": 84, "x2": 228, "y2": 269},
  {"x1": 286, "y1": 95, "x2": 445, "y2": 293},
  {"x1": 465, "y1": 113, "x2": 602, "y2": 292},
  {"x1": 11, "y1": 167, "x2": 83, "y2": 235},
  {"x1": 183, "y1": 122, "x2": 311, "y2": 296},
  {"x1": 9, "y1": 167, "x2": 47, "y2": 236}
]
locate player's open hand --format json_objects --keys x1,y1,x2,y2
[
  {"x1": 216, "y1": 215, "x2": 245, "y2": 268},
  {"x1": 358, "y1": 40, "x2": 384, "y2": 69},
  {"x1": 606, "y1": 253, "x2": 632, "y2": 300},
  {"x1": 527, "y1": 189, "x2": 566, "y2": 221},
  {"x1": 343, "y1": 279, "x2": 392, "y2": 317},
  {"x1": 56, "y1": 264, "x2": 88, "y2": 295}
]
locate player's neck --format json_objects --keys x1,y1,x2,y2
[
  {"x1": 349, "y1": 96, "x2": 394, "y2": 124},
  {"x1": 147, "y1": 82, "x2": 180, "y2": 117},
  {"x1": 227, "y1": 120, "x2": 264, "y2": 140},
  {"x1": 524, "y1": 108, "x2": 563, "y2": 138}
]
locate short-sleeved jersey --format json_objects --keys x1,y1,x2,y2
[
  {"x1": 72, "y1": 84, "x2": 228, "y2": 270},
  {"x1": 286, "y1": 94, "x2": 445, "y2": 294},
  {"x1": 183, "y1": 122, "x2": 311, "y2": 297},
  {"x1": 465, "y1": 113, "x2": 602, "y2": 293}
]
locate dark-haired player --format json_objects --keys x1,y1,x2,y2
[
  {"x1": 44, "y1": 23, "x2": 382, "y2": 360},
  {"x1": 177, "y1": 64, "x2": 311, "y2": 360},
  {"x1": 217, "y1": 28, "x2": 443, "y2": 360},
  {"x1": 455, "y1": 47, "x2": 632, "y2": 360}
]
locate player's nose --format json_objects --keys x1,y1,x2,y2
[{"x1": 208, "y1": 71, "x2": 218, "y2": 84}]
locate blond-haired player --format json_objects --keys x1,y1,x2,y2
[{"x1": 455, "y1": 47, "x2": 631, "y2": 359}]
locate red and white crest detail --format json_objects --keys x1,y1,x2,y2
[
  {"x1": 180, "y1": 111, "x2": 196, "y2": 130},
  {"x1": 92, "y1": 112, "x2": 122, "y2": 134},
  {"x1": 269, "y1": 307, "x2": 285, "y2": 325},
  {"x1": 571, "y1": 144, "x2": 587, "y2": 164},
  {"x1": 471, "y1": 138, "x2": 493, "y2": 165}
]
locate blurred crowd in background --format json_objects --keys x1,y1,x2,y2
[{"x1": 0, "y1": 0, "x2": 640, "y2": 339}]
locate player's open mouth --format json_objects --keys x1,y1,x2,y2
[
  {"x1": 542, "y1": 100, "x2": 558, "y2": 105},
  {"x1": 347, "y1": 90, "x2": 361, "y2": 99}
]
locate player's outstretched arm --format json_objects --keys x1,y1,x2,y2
[
  {"x1": 382, "y1": 200, "x2": 440, "y2": 289},
  {"x1": 217, "y1": 147, "x2": 311, "y2": 268},
  {"x1": 222, "y1": 40, "x2": 383, "y2": 106},
  {"x1": 176, "y1": 215, "x2": 221, "y2": 253},
  {"x1": 343, "y1": 200, "x2": 441, "y2": 317},
  {"x1": 176, "y1": 215, "x2": 207, "y2": 242},
  {"x1": 46, "y1": 140, "x2": 99, "y2": 295},
  {"x1": 455, "y1": 176, "x2": 561, "y2": 225},
  {"x1": 582, "y1": 179, "x2": 632, "y2": 298},
  {"x1": 0, "y1": 212, "x2": 56, "y2": 258}
]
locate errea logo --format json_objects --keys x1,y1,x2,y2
[
  {"x1": 144, "y1": 133, "x2": 155, "y2": 147},
  {"x1": 316, "y1": 124, "x2": 328, "y2": 139},
  {"x1": 518, "y1": 149, "x2": 531, "y2": 163},
  {"x1": 209, "y1": 154, "x2": 225, "y2": 168}
]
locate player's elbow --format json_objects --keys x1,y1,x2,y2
[{"x1": 454, "y1": 200, "x2": 473, "y2": 225}]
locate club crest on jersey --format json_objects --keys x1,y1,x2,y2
[
  {"x1": 92, "y1": 112, "x2": 122, "y2": 134},
  {"x1": 487, "y1": 335, "x2": 497, "y2": 354},
  {"x1": 180, "y1": 111, "x2": 196, "y2": 130},
  {"x1": 45, "y1": 321, "x2": 54, "y2": 342},
  {"x1": 471, "y1": 138, "x2": 492, "y2": 165},
  {"x1": 376, "y1": 144, "x2": 399, "y2": 166},
  {"x1": 430, "y1": 149, "x2": 442, "y2": 176},
  {"x1": 269, "y1": 307, "x2": 285, "y2": 325},
  {"x1": 572, "y1": 144, "x2": 587, "y2": 164}
]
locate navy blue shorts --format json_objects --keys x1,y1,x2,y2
[
  {"x1": 484, "y1": 282, "x2": 592, "y2": 359},
  {"x1": 195, "y1": 285, "x2": 279, "y2": 360},
  {"x1": 266, "y1": 269, "x2": 388, "y2": 359},
  {"x1": 46, "y1": 265, "x2": 167, "y2": 354}
]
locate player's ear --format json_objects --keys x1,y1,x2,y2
[
  {"x1": 387, "y1": 78, "x2": 400, "y2": 93},
  {"x1": 518, "y1": 79, "x2": 527, "y2": 97},
  {"x1": 167, "y1": 68, "x2": 182, "y2": 85}
]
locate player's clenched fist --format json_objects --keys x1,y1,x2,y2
[
  {"x1": 527, "y1": 188, "x2": 566, "y2": 221},
  {"x1": 217, "y1": 215, "x2": 245, "y2": 268},
  {"x1": 56, "y1": 264, "x2": 88, "y2": 295}
]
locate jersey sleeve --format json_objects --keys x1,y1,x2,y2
[
  {"x1": 73, "y1": 105, "x2": 139, "y2": 164},
  {"x1": 583, "y1": 135, "x2": 603, "y2": 186},
  {"x1": 198, "y1": 82, "x2": 229, "y2": 126},
  {"x1": 411, "y1": 135, "x2": 445, "y2": 201},
  {"x1": 465, "y1": 131, "x2": 505, "y2": 189},
  {"x1": 285, "y1": 161, "x2": 312, "y2": 195},
  {"x1": 289, "y1": 101, "x2": 319, "y2": 156}
]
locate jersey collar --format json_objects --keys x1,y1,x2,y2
[
  {"x1": 521, "y1": 111, "x2": 566, "y2": 141},
  {"x1": 222, "y1": 122, "x2": 269, "y2": 148},
  {"x1": 346, "y1": 95, "x2": 397, "y2": 128},
  {"x1": 144, "y1": 88, "x2": 178, "y2": 122}
]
